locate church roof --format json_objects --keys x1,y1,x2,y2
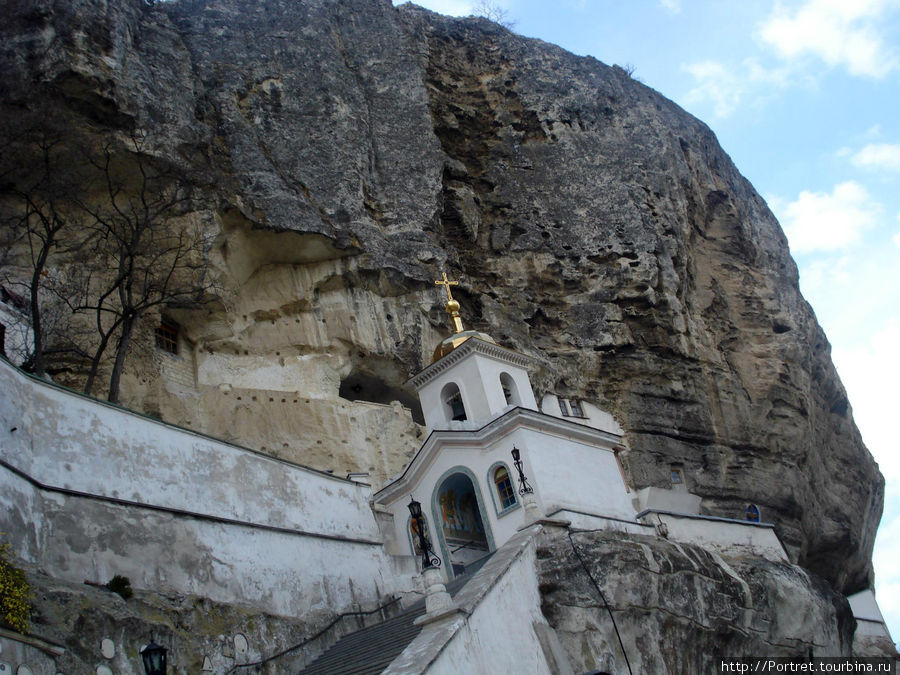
[
  {"x1": 407, "y1": 335, "x2": 534, "y2": 390},
  {"x1": 431, "y1": 328, "x2": 498, "y2": 362}
]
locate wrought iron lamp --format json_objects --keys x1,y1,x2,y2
[
  {"x1": 510, "y1": 446, "x2": 533, "y2": 495},
  {"x1": 140, "y1": 638, "x2": 167, "y2": 675},
  {"x1": 408, "y1": 497, "x2": 441, "y2": 569}
]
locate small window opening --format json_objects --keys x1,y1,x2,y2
[
  {"x1": 494, "y1": 466, "x2": 516, "y2": 509},
  {"x1": 156, "y1": 319, "x2": 179, "y2": 355},
  {"x1": 558, "y1": 397, "x2": 570, "y2": 416},
  {"x1": 670, "y1": 468, "x2": 684, "y2": 485},
  {"x1": 746, "y1": 504, "x2": 760, "y2": 523},
  {"x1": 568, "y1": 399, "x2": 585, "y2": 417}
]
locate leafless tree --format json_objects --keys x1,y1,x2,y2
[
  {"x1": 73, "y1": 131, "x2": 215, "y2": 402},
  {"x1": 472, "y1": 0, "x2": 516, "y2": 30},
  {"x1": 0, "y1": 113, "x2": 89, "y2": 377}
]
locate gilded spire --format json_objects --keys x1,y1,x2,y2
[{"x1": 435, "y1": 271, "x2": 465, "y2": 333}]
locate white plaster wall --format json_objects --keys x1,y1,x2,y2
[
  {"x1": 418, "y1": 354, "x2": 487, "y2": 430},
  {"x1": 648, "y1": 513, "x2": 788, "y2": 563},
  {"x1": 549, "y1": 509, "x2": 650, "y2": 535},
  {"x1": 525, "y1": 431, "x2": 635, "y2": 522},
  {"x1": 383, "y1": 428, "x2": 537, "y2": 577},
  {"x1": 634, "y1": 486, "x2": 702, "y2": 515},
  {"x1": 197, "y1": 351, "x2": 338, "y2": 393},
  {"x1": 0, "y1": 632, "x2": 60, "y2": 675},
  {"x1": 469, "y1": 352, "x2": 537, "y2": 413},
  {"x1": 417, "y1": 350, "x2": 536, "y2": 430},
  {"x1": 0, "y1": 359, "x2": 403, "y2": 617},
  {"x1": 539, "y1": 395, "x2": 624, "y2": 435},
  {"x1": 424, "y1": 540, "x2": 553, "y2": 675},
  {"x1": 381, "y1": 426, "x2": 636, "y2": 577},
  {"x1": 0, "y1": 360, "x2": 378, "y2": 539},
  {"x1": 848, "y1": 590, "x2": 888, "y2": 624}
]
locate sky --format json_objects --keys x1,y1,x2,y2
[{"x1": 395, "y1": 0, "x2": 900, "y2": 644}]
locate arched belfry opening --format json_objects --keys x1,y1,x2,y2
[
  {"x1": 433, "y1": 469, "x2": 492, "y2": 576},
  {"x1": 499, "y1": 372, "x2": 519, "y2": 406},
  {"x1": 441, "y1": 382, "x2": 467, "y2": 422}
]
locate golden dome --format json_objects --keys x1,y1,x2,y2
[
  {"x1": 431, "y1": 271, "x2": 498, "y2": 362},
  {"x1": 432, "y1": 329, "x2": 498, "y2": 363}
]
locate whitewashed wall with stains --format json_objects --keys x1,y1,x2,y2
[{"x1": 0, "y1": 358, "x2": 409, "y2": 618}]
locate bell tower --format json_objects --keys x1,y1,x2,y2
[{"x1": 407, "y1": 273, "x2": 538, "y2": 430}]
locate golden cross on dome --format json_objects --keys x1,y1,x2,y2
[
  {"x1": 434, "y1": 271, "x2": 465, "y2": 334},
  {"x1": 434, "y1": 271, "x2": 459, "y2": 302}
]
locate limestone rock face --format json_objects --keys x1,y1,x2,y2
[
  {"x1": 0, "y1": 0, "x2": 882, "y2": 594},
  {"x1": 22, "y1": 568, "x2": 365, "y2": 673},
  {"x1": 537, "y1": 529, "x2": 855, "y2": 672}
]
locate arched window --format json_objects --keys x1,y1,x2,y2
[
  {"x1": 499, "y1": 372, "x2": 520, "y2": 406},
  {"x1": 746, "y1": 504, "x2": 760, "y2": 523},
  {"x1": 441, "y1": 382, "x2": 467, "y2": 422},
  {"x1": 493, "y1": 465, "x2": 516, "y2": 510}
]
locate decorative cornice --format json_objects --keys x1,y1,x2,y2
[{"x1": 406, "y1": 338, "x2": 535, "y2": 389}]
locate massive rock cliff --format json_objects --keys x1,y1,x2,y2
[{"x1": 0, "y1": 0, "x2": 882, "y2": 599}]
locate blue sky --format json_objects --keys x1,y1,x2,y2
[{"x1": 396, "y1": 0, "x2": 900, "y2": 643}]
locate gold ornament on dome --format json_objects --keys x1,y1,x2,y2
[{"x1": 431, "y1": 271, "x2": 497, "y2": 363}]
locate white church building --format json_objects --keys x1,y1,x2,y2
[{"x1": 0, "y1": 277, "x2": 894, "y2": 673}]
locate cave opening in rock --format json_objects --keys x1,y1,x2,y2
[{"x1": 339, "y1": 370, "x2": 424, "y2": 425}]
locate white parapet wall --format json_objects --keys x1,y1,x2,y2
[
  {"x1": 0, "y1": 357, "x2": 403, "y2": 618},
  {"x1": 633, "y1": 486, "x2": 702, "y2": 515},
  {"x1": 847, "y1": 589, "x2": 895, "y2": 655},
  {"x1": 637, "y1": 510, "x2": 789, "y2": 563},
  {"x1": 384, "y1": 526, "x2": 570, "y2": 675}
]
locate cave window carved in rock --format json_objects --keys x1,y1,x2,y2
[
  {"x1": 500, "y1": 372, "x2": 519, "y2": 406},
  {"x1": 669, "y1": 465, "x2": 687, "y2": 492},
  {"x1": 155, "y1": 318, "x2": 179, "y2": 355},
  {"x1": 442, "y1": 382, "x2": 467, "y2": 422}
]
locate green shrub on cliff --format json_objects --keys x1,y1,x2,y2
[{"x1": 0, "y1": 538, "x2": 31, "y2": 633}]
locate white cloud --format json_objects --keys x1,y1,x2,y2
[
  {"x1": 681, "y1": 58, "x2": 790, "y2": 118},
  {"x1": 682, "y1": 61, "x2": 743, "y2": 118},
  {"x1": 851, "y1": 143, "x2": 900, "y2": 171},
  {"x1": 775, "y1": 181, "x2": 880, "y2": 253},
  {"x1": 659, "y1": 0, "x2": 681, "y2": 14},
  {"x1": 873, "y1": 505, "x2": 900, "y2": 636},
  {"x1": 759, "y1": 0, "x2": 900, "y2": 77},
  {"x1": 833, "y1": 319, "x2": 900, "y2": 482}
]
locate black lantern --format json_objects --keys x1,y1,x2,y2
[
  {"x1": 407, "y1": 497, "x2": 441, "y2": 569},
  {"x1": 511, "y1": 446, "x2": 533, "y2": 495},
  {"x1": 140, "y1": 638, "x2": 167, "y2": 675}
]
